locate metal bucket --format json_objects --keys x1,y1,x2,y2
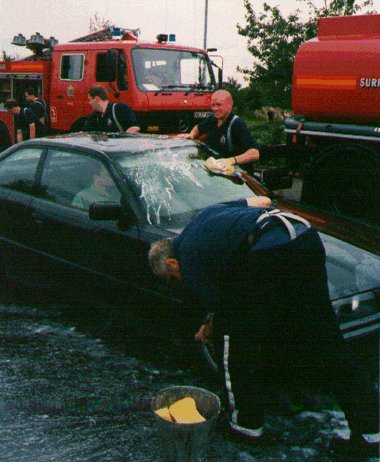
[{"x1": 151, "y1": 385, "x2": 221, "y2": 462}]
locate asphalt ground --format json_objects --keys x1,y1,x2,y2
[{"x1": 0, "y1": 285, "x2": 378, "y2": 462}]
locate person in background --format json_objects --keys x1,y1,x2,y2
[
  {"x1": 4, "y1": 99, "x2": 36, "y2": 141},
  {"x1": 72, "y1": 162, "x2": 120, "y2": 211},
  {"x1": 84, "y1": 85, "x2": 140, "y2": 134},
  {"x1": 178, "y1": 90, "x2": 259, "y2": 173},
  {"x1": 24, "y1": 87, "x2": 48, "y2": 136},
  {"x1": 148, "y1": 197, "x2": 379, "y2": 461},
  {"x1": 0, "y1": 120, "x2": 12, "y2": 151}
]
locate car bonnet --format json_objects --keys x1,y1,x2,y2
[{"x1": 320, "y1": 232, "x2": 380, "y2": 300}]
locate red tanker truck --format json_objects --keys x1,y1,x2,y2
[
  {"x1": 266, "y1": 13, "x2": 380, "y2": 224},
  {"x1": 0, "y1": 27, "x2": 221, "y2": 147}
]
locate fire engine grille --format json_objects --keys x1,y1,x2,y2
[{"x1": 136, "y1": 110, "x2": 202, "y2": 134}]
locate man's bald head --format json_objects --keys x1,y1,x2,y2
[
  {"x1": 212, "y1": 90, "x2": 233, "y2": 105},
  {"x1": 211, "y1": 90, "x2": 233, "y2": 123}
]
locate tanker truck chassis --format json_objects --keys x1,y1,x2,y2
[{"x1": 281, "y1": 117, "x2": 380, "y2": 224}]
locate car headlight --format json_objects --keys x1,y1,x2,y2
[{"x1": 333, "y1": 289, "x2": 380, "y2": 340}]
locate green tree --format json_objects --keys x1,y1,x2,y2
[
  {"x1": 89, "y1": 12, "x2": 112, "y2": 32},
  {"x1": 222, "y1": 77, "x2": 241, "y2": 104},
  {"x1": 1, "y1": 50, "x2": 18, "y2": 61},
  {"x1": 238, "y1": 0, "x2": 375, "y2": 109},
  {"x1": 223, "y1": 77, "x2": 263, "y2": 116}
]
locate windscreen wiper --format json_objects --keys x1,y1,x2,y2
[
  {"x1": 153, "y1": 84, "x2": 188, "y2": 95},
  {"x1": 154, "y1": 84, "x2": 213, "y2": 95},
  {"x1": 184, "y1": 84, "x2": 213, "y2": 95},
  {"x1": 159, "y1": 84, "x2": 193, "y2": 90}
]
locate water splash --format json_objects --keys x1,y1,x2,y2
[{"x1": 124, "y1": 144, "x2": 204, "y2": 225}]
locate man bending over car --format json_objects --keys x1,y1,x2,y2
[{"x1": 148, "y1": 196, "x2": 379, "y2": 460}]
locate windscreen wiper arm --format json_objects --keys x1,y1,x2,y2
[
  {"x1": 154, "y1": 84, "x2": 212, "y2": 95},
  {"x1": 154, "y1": 84, "x2": 188, "y2": 95},
  {"x1": 160, "y1": 84, "x2": 191, "y2": 89},
  {"x1": 184, "y1": 84, "x2": 213, "y2": 95}
]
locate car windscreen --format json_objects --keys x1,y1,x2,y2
[{"x1": 115, "y1": 145, "x2": 255, "y2": 227}]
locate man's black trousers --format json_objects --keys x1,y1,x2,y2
[{"x1": 217, "y1": 227, "x2": 378, "y2": 435}]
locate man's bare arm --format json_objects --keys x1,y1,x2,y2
[
  {"x1": 126, "y1": 126, "x2": 140, "y2": 133},
  {"x1": 246, "y1": 196, "x2": 272, "y2": 208},
  {"x1": 177, "y1": 125, "x2": 200, "y2": 139}
]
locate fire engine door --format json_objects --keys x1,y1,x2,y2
[{"x1": 50, "y1": 53, "x2": 88, "y2": 132}]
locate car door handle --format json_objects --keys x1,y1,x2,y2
[
  {"x1": 56, "y1": 95, "x2": 64, "y2": 100},
  {"x1": 32, "y1": 212, "x2": 44, "y2": 225}
]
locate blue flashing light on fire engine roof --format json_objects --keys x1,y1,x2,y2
[
  {"x1": 156, "y1": 33, "x2": 176, "y2": 43},
  {"x1": 112, "y1": 27, "x2": 122, "y2": 40}
]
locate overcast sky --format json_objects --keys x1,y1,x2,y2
[{"x1": 1, "y1": 0, "x2": 380, "y2": 85}]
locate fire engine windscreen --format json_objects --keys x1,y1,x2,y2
[{"x1": 132, "y1": 49, "x2": 216, "y2": 91}]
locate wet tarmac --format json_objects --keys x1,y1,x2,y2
[{"x1": 0, "y1": 284, "x2": 378, "y2": 461}]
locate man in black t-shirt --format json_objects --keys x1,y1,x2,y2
[
  {"x1": 178, "y1": 90, "x2": 259, "y2": 172},
  {"x1": 84, "y1": 85, "x2": 140, "y2": 134},
  {"x1": 24, "y1": 87, "x2": 48, "y2": 137},
  {"x1": 4, "y1": 99, "x2": 37, "y2": 141}
]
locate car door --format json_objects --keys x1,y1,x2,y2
[
  {"x1": 0, "y1": 145, "x2": 45, "y2": 282},
  {"x1": 30, "y1": 147, "x2": 140, "y2": 294}
]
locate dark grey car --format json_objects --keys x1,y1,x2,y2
[{"x1": 0, "y1": 132, "x2": 378, "y2": 347}]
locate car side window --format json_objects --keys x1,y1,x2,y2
[
  {"x1": 40, "y1": 149, "x2": 121, "y2": 210},
  {"x1": 0, "y1": 147, "x2": 43, "y2": 194}
]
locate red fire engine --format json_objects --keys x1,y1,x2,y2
[{"x1": 0, "y1": 27, "x2": 222, "y2": 146}]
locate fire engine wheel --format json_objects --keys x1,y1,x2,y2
[{"x1": 301, "y1": 144, "x2": 380, "y2": 223}]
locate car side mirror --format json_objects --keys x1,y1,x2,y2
[
  {"x1": 218, "y1": 68, "x2": 223, "y2": 88},
  {"x1": 89, "y1": 202, "x2": 123, "y2": 221}
]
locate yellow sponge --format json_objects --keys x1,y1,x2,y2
[
  {"x1": 154, "y1": 406, "x2": 174, "y2": 421},
  {"x1": 155, "y1": 397, "x2": 206, "y2": 423}
]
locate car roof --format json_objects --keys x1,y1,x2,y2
[
  {"x1": 23, "y1": 132, "x2": 194, "y2": 155},
  {"x1": 8, "y1": 133, "x2": 380, "y2": 256}
]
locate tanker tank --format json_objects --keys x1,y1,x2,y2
[{"x1": 292, "y1": 14, "x2": 380, "y2": 125}]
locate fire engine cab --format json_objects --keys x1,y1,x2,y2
[{"x1": 0, "y1": 27, "x2": 222, "y2": 148}]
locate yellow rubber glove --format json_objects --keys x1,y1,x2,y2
[
  {"x1": 204, "y1": 156, "x2": 218, "y2": 170},
  {"x1": 215, "y1": 157, "x2": 236, "y2": 174}
]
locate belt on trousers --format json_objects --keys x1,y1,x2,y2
[{"x1": 247, "y1": 209, "x2": 311, "y2": 246}]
